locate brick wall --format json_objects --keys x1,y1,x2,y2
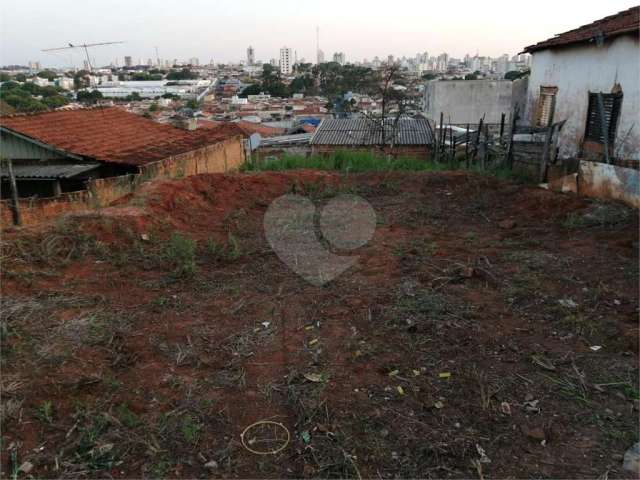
[{"x1": 1, "y1": 136, "x2": 245, "y2": 227}]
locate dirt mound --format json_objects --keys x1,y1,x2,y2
[{"x1": 2, "y1": 171, "x2": 637, "y2": 479}]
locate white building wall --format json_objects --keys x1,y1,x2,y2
[
  {"x1": 279, "y1": 47, "x2": 293, "y2": 76},
  {"x1": 525, "y1": 35, "x2": 640, "y2": 160}
]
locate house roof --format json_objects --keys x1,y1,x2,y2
[
  {"x1": 197, "y1": 119, "x2": 285, "y2": 137},
  {"x1": 0, "y1": 162, "x2": 100, "y2": 180},
  {"x1": 310, "y1": 117, "x2": 434, "y2": 146},
  {"x1": 522, "y1": 6, "x2": 640, "y2": 53},
  {"x1": 0, "y1": 107, "x2": 244, "y2": 167}
]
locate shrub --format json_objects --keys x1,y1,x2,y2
[{"x1": 164, "y1": 233, "x2": 197, "y2": 277}]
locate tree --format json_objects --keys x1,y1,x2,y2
[
  {"x1": 77, "y1": 90, "x2": 103, "y2": 104},
  {"x1": 37, "y1": 70, "x2": 57, "y2": 81},
  {"x1": 124, "y1": 92, "x2": 142, "y2": 101},
  {"x1": 465, "y1": 73, "x2": 478, "y2": 80},
  {"x1": 504, "y1": 69, "x2": 530, "y2": 81},
  {"x1": 239, "y1": 84, "x2": 262, "y2": 98},
  {"x1": 0, "y1": 80, "x2": 69, "y2": 112},
  {"x1": 361, "y1": 62, "x2": 420, "y2": 154},
  {"x1": 260, "y1": 64, "x2": 289, "y2": 97},
  {"x1": 166, "y1": 68, "x2": 198, "y2": 81},
  {"x1": 149, "y1": 102, "x2": 160, "y2": 112},
  {"x1": 185, "y1": 99, "x2": 200, "y2": 110},
  {"x1": 131, "y1": 72, "x2": 163, "y2": 81}
]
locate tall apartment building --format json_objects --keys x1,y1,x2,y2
[
  {"x1": 247, "y1": 46, "x2": 255, "y2": 65},
  {"x1": 124, "y1": 56, "x2": 133, "y2": 68},
  {"x1": 279, "y1": 47, "x2": 293, "y2": 75},
  {"x1": 333, "y1": 52, "x2": 346, "y2": 65}
]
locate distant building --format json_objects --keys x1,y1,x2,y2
[
  {"x1": 522, "y1": 6, "x2": 639, "y2": 161},
  {"x1": 247, "y1": 46, "x2": 255, "y2": 65},
  {"x1": 317, "y1": 49, "x2": 325, "y2": 64},
  {"x1": 124, "y1": 56, "x2": 133, "y2": 68},
  {"x1": 279, "y1": 47, "x2": 293, "y2": 75},
  {"x1": 423, "y1": 79, "x2": 528, "y2": 124},
  {"x1": 56, "y1": 77, "x2": 74, "y2": 90},
  {"x1": 333, "y1": 52, "x2": 346, "y2": 65}
]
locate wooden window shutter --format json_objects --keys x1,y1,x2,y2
[
  {"x1": 536, "y1": 86, "x2": 558, "y2": 127},
  {"x1": 584, "y1": 92, "x2": 623, "y2": 145}
]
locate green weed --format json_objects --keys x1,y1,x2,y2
[{"x1": 164, "y1": 233, "x2": 197, "y2": 277}]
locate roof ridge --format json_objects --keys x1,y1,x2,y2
[
  {"x1": 522, "y1": 6, "x2": 639, "y2": 53},
  {"x1": 0, "y1": 105, "x2": 114, "y2": 119}
]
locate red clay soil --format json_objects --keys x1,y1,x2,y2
[{"x1": 1, "y1": 171, "x2": 638, "y2": 479}]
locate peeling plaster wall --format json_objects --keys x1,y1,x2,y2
[{"x1": 525, "y1": 35, "x2": 640, "y2": 160}]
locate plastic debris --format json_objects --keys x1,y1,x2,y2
[
  {"x1": 589, "y1": 345, "x2": 602, "y2": 351},
  {"x1": 308, "y1": 338, "x2": 318, "y2": 346},
  {"x1": 301, "y1": 430, "x2": 311, "y2": 444},
  {"x1": 18, "y1": 462, "x2": 34, "y2": 474},
  {"x1": 303, "y1": 373, "x2": 327, "y2": 383},
  {"x1": 524, "y1": 399, "x2": 541, "y2": 413},
  {"x1": 531, "y1": 354, "x2": 556, "y2": 371},
  {"x1": 438, "y1": 372, "x2": 451, "y2": 379},
  {"x1": 623, "y1": 442, "x2": 640, "y2": 474},
  {"x1": 500, "y1": 401, "x2": 512, "y2": 415},
  {"x1": 396, "y1": 386, "x2": 405, "y2": 395},
  {"x1": 476, "y1": 444, "x2": 491, "y2": 464},
  {"x1": 559, "y1": 298, "x2": 578, "y2": 309},
  {"x1": 434, "y1": 401, "x2": 444, "y2": 409},
  {"x1": 389, "y1": 369, "x2": 400, "y2": 377}
]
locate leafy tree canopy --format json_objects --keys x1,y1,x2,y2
[{"x1": 166, "y1": 68, "x2": 199, "y2": 81}]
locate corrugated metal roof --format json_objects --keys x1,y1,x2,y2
[
  {"x1": 310, "y1": 117, "x2": 434, "y2": 146},
  {"x1": 259, "y1": 133, "x2": 313, "y2": 147},
  {"x1": 0, "y1": 162, "x2": 100, "y2": 179}
]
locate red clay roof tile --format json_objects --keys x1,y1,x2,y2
[
  {"x1": 0, "y1": 107, "x2": 244, "y2": 166},
  {"x1": 523, "y1": 6, "x2": 639, "y2": 53}
]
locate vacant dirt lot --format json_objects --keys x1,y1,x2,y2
[{"x1": 2, "y1": 171, "x2": 638, "y2": 479}]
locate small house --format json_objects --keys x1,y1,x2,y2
[
  {"x1": 0, "y1": 106, "x2": 246, "y2": 200},
  {"x1": 522, "y1": 6, "x2": 639, "y2": 162},
  {"x1": 310, "y1": 117, "x2": 434, "y2": 157}
]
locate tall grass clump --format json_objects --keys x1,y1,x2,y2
[
  {"x1": 164, "y1": 233, "x2": 197, "y2": 277},
  {"x1": 243, "y1": 151, "x2": 448, "y2": 173}
]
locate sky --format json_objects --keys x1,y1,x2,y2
[{"x1": 1, "y1": 0, "x2": 637, "y2": 68}]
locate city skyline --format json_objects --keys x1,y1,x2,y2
[{"x1": 1, "y1": 0, "x2": 637, "y2": 68}]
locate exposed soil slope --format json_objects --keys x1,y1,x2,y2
[{"x1": 2, "y1": 171, "x2": 638, "y2": 479}]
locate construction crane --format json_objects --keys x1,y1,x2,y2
[{"x1": 42, "y1": 41, "x2": 125, "y2": 72}]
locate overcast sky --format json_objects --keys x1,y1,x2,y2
[{"x1": 1, "y1": 0, "x2": 637, "y2": 68}]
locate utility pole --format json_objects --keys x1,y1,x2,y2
[{"x1": 3, "y1": 158, "x2": 22, "y2": 226}]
